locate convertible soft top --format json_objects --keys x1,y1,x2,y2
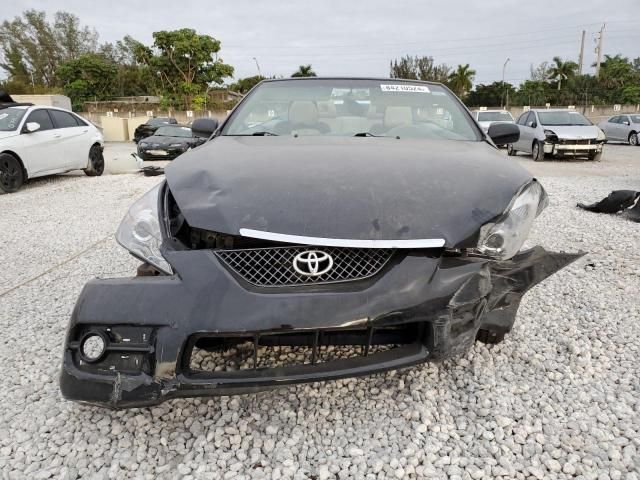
[{"x1": 0, "y1": 91, "x2": 33, "y2": 109}]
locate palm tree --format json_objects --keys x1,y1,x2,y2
[
  {"x1": 549, "y1": 57, "x2": 578, "y2": 90},
  {"x1": 291, "y1": 65, "x2": 317, "y2": 77},
  {"x1": 447, "y1": 64, "x2": 475, "y2": 97}
]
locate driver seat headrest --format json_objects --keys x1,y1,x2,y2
[
  {"x1": 289, "y1": 101, "x2": 319, "y2": 126},
  {"x1": 384, "y1": 106, "x2": 413, "y2": 129}
]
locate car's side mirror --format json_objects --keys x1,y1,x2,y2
[
  {"x1": 526, "y1": 120, "x2": 537, "y2": 128},
  {"x1": 191, "y1": 118, "x2": 219, "y2": 138},
  {"x1": 623, "y1": 120, "x2": 630, "y2": 125},
  {"x1": 25, "y1": 122, "x2": 41, "y2": 133},
  {"x1": 488, "y1": 122, "x2": 520, "y2": 145}
]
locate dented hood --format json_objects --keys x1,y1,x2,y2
[
  {"x1": 542, "y1": 125, "x2": 600, "y2": 139},
  {"x1": 165, "y1": 136, "x2": 532, "y2": 247}
]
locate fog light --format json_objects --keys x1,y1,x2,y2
[{"x1": 80, "y1": 332, "x2": 108, "y2": 363}]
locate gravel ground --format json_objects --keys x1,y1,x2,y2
[{"x1": 1, "y1": 145, "x2": 639, "y2": 479}]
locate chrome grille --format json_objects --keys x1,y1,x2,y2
[{"x1": 215, "y1": 246, "x2": 394, "y2": 287}]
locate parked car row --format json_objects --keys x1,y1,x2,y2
[
  {"x1": 471, "y1": 108, "x2": 638, "y2": 162},
  {"x1": 0, "y1": 96, "x2": 104, "y2": 193}
]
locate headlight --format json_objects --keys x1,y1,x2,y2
[
  {"x1": 544, "y1": 129, "x2": 558, "y2": 142},
  {"x1": 115, "y1": 183, "x2": 173, "y2": 274},
  {"x1": 476, "y1": 181, "x2": 548, "y2": 260},
  {"x1": 139, "y1": 142, "x2": 148, "y2": 147},
  {"x1": 597, "y1": 128, "x2": 606, "y2": 142},
  {"x1": 169, "y1": 143, "x2": 185, "y2": 148}
]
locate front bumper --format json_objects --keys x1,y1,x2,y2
[
  {"x1": 543, "y1": 140, "x2": 603, "y2": 156},
  {"x1": 137, "y1": 147, "x2": 186, "y2": 161},
  {"x1": 60, "y1": 247, "x2": 581, "y2": 408}
]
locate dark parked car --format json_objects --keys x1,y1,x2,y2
[
  {"x1": 61, "y1": 78, "x2": 580, "y2": 408},
  {"x1": 132, "y1": 117, "x2": 177, "y2": 143},
  {"x1": 136, "y1": 125, "x2": 206, "y2": 160}
]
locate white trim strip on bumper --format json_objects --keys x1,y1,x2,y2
[{"x1": 239, "y1": 228, "x2": 446, "y2": 249}]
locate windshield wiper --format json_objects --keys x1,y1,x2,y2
[
  {"x1": 251, "y1": 131, "x2": 278, "y2": 136},
  {"x1": 353, "y1": 132, "x2": 385, "y2": 137}
]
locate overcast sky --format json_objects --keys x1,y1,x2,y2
[{"x1": 3, "y1": 0, "x2": 640, "y2": 85}]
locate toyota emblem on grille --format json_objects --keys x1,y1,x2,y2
[{"x1": 293, "y1": 250, "x2": 334, "y2": 277}]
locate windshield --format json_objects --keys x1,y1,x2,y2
[
  {"x1": 630, "y1": 115, "x2": 640, "y2": 123},
  {"x1": 148, "y1": 118, "x2": 172, "y2": 126},
  {"x1": 477, "y1": 111, "x2": 513, "y2": 122},
  {"x1": 0, "y1": 108, "x2": 27, "y2": 131},
  {"x1": 155, "y1": 126, "x2": 192, "y2": 137},
  {"x1": 222, "y1": 79, "x2": 479, "y2": 141},
  {"x1": 538, "y1": 111, "x2": 591, "y2": 126}
]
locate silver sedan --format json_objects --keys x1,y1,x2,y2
[{"x1": 597, "y1": 114, "x2": 640, "y2": 146}]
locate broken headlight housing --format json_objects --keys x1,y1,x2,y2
[
  {"x1": 476, "y1": 181, "x2": 548, "y2": 260},
  {"x1": 116, "y1": 183, "x2": 173, "y2": 274}
]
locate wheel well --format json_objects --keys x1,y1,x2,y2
[
  {"x1": 532, "y1": 139, "x2": 540, "y2": 152},
  {"x1": 0, "y1": 150, "x2": 27, "y2": 179}
]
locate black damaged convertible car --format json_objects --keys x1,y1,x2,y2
[{"x1": 61, "y1": 78, "x2": 581, "y2": 408}]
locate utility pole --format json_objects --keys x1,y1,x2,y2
[
  {"x1": 595, "y1": 23, "x2": 605, "y2": 78},
  {"x1": 253, "y1": 57, "x2": 262, "y2": 77},
  {"x1": 578, "y1": 30, "x2": 586, "y2": 75},
  {"x1": 501, "y1": 58, "x2": 510, "y2": 109}
]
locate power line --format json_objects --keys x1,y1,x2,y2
[{"x1": 223, "y1": 22, "x2": 637, "y2": 51}]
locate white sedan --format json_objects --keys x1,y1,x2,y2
[{"x1": 0, "y1": 104, "x2": 104, "y2": 193}]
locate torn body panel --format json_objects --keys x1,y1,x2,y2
[
  {"x1": 60, "y1": 246, "x2": 581, "y2": 408},
  {"x1": 578, "y1": 190, "x2": 640, "y2": 222}
]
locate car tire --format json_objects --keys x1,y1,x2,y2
[
  {"x1": 84, "y1": 144, "x2": 105, "y2": 177},
  {"x1": 532, "y1": 140, "x2": 545, "y2": 162},
  {"x1": 629, "y1": 132, "x2": 638, "y2": 146},
  {"x1": 476, "y1": 329, "x2": 505, "y2": 345},
  {"x1": 506, "y1": 144, "x2": 517, "y2": 156},
  {"x1": 0, "y1": 152, "x2": 25, "y2": 194}
]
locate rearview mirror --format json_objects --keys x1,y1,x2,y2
[
  {"x1": 25, "y1": 122, "x2": 41, "y2": 133},
  {"x1": 488, "y1": 123, "x2": 520, "y2": 145},
  {"x1": 191, "y1": 118, "x2": 219, "y2": 138}
]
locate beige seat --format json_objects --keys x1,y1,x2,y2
[
  {"x1": 384, "y1": 106, "x2": 413, "y2": 129},
  {"x1": 370, "y1": 106, "x2": 413, "y2": 135},
  {"x1": 317, "y1": 100, "x2": 339, "y2": 132},
  {"x1": 285, "y1": 101, "x2": 330, "y2": 135}
]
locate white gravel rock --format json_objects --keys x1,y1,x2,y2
[{"x1": 0, "y1": 147, "x2": 639, "y2": 479}]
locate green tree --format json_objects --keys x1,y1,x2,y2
[
  {"x1": 100, "y1": 36, "x2": 156, "y2": 97},
  {"x1": 291, "y1": 65, "x2": 317, "y2": 77},
  {"x1": 0, "y1": 10, "x2": 98, "y2": 88},
  {"x1": 133, "y1": 28, "x2": 234, "y2": 109},
  {"x1": 389, "y1": 56, "x2": 450, "y2": 82},
  {"x1": 448, "y1": 64, "x2": 475, "y2": 98},
  {"x1": 466, "y1": 81, "x2": 515, "y2": 107},
  {"x1": 513, "y1": 80, "x2": 552, "y2": 106},
  {"x1": 548, "y1": 56, "x2": 578, "y2": 90},
  {"x1": 597, "y1": 54, "x2": 635, "y2": 89},
  {"x1": 58, "y1": 53, "x2": 117, "y2": 110},
  {"x1": 229, "y1": 75, "x2": 265, "y2": 94}
]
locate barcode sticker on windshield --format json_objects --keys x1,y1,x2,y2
[{"x1": 380, "y1": 84, "x2": 430, "y2": 93}]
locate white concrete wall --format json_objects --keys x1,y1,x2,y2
[{"x1": 13, "y1": 95, "x2": 72, "y2": 111}]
